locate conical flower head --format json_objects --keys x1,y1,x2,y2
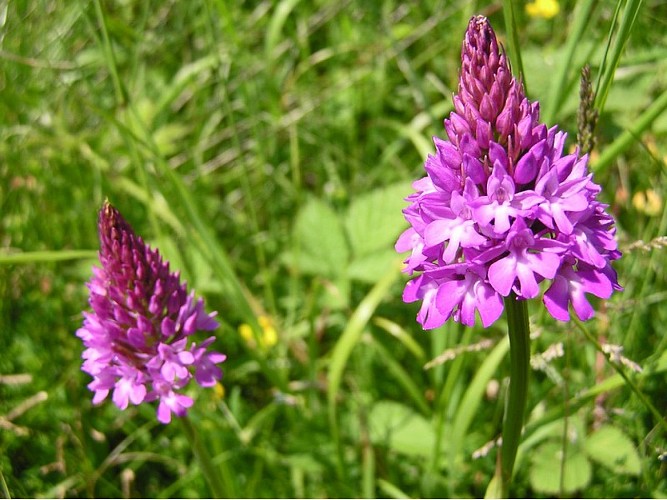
[
  {"x1": 458, "y1": 16, "x2": 515, "y2": 129},
  {"x1": 396, "y1": 16, "x2": 621, "y2": 329},
  {"x1": 77, "y1": 202, "x2": 226, "y2": 424}
]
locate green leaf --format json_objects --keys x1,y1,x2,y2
[
  {"x1": 344, "y1": 182, "x2": 412, "y2": 258},
  {"x1": 347, "y1": 250, "x2": 401, "y2": 283},
  {"x1": 368, "y1": 400, "x2": 435, "y2": 458},
  {"x1": 292, "y1": 198, "x2": 349, "y2": 278},
  {"x1": 529, "y1": 441, "x2": 592, "y2": 495},
  {"x1": 584, "y1": 425, "x2": 641, "y2": 475}
]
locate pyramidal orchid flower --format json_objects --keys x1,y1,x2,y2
[
  {"x1": 396, "y1": 16, "x2": 621, "y2": 329},
  {"x1": 77, "y1": 202, "x2": 226, "y2": 424}
]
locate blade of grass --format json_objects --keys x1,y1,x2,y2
[
  {"x1": 573, "y1": 317, "x2": 667, "y2": 433},
  {"x1": 361, "y1": 427, "x2": 376, "y2": 499},
  {"x1": 0, "y1": 250, "x2": 97, "y2": 264},
  {"x1": 542, "y1": 0, "x2": 599, "y2": 125},
  {"x1": 431, "y1": 325, "x2": 473, "y2": 477},
  {"x1": 449, "y1": 335, "x2": 509, "y2": 464},
  {"x1": 501, "y1": 0, "x2": 527, "y2": 94},
  {"x1": 522, "y1": 332, "x2": 667, "y2": 442},
  {"x1": 592, "y1": 87, "x2": 667, "y2": 173},
  {"x1": 371, "y1": 338, "x2": 431, "y2": 416},
  {"x1": 265, "y1": 0, "x2": 302, "y2": 62},
  {"x1": 89, "y1": 0, "x2": 162, "y2": 243},
  {"x1": 373, "y1": 316, "x2": 426, "y2": 362},
  {"x1": 377, "y1": 478, "x2": 411, "y2": 499},
  {"x1": 594, "y1": 0, "x2": 644, "y2": 116},
  {"x1": 327, "y1": 264, "x2": 401, "y2": 476},
  {"x1": 0, "y1": 467, "x2": 10, "y2": 500}
]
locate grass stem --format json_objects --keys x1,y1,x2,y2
[{"x1": 181, "y1": 416, "x2": 232, "y2": 498}]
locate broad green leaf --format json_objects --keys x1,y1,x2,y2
[
  {"x1": 368, "y1": 400, "x2": 435, "y2": 458},
  {"x1": 347, "y1": 250, "x2": 402, "y2": 283},
  {"x1": 515, "y1": 417, "x2": 577, "y2": 473},
  {"x1": 584, "y1": 425, "x2": 641, "y2": 475},
  {"x1": 320, "y1": 277, "x2": 350, "y2": 310},
  {"x1": 529, "y1": 441, "x2": 592, "y2": 495},
  {"x1": 292, "y1": 198, "x2": 349, "y2": 278},
  {"x1": 280, "y1": 250, "x2": 336, "y2": 277},
  {"x1": 344, "y1": 182, "x2": 412, "y2": 259}
]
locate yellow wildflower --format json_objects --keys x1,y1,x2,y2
[
  {"x1": 213, "y1": 382, "x2": 225, "y2": 400},
  {"x1": 239, "y1": 323, "x2": 256, "y2": 348},
  {"x1": 526, "y1": 0, "x2": 560, "y2": 19},
  {"x1": 258, "y1": 316, "x2": 278, "y2": 348},
  {"x1": 632, "y1": 189, "x2": 663, "y2": 217},
  {"x1": 238, "y1": 315, "x2": 278, "y2": 349}
]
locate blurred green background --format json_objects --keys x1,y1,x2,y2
[{"x1": 1, "y1": 0, "x2": 667, "y2": 497}]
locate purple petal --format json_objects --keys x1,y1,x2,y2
[
  {"x1": 488, "y1": 254, "x2": 516, "y2": 296},
  {"x1": 543, "y1": 275, "x2": 570, "y2": 321}
]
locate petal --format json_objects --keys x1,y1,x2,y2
[
  {"x1": 525, "y1": 251, "x2": 562, "y2": 280},
  {"x1": 543, "y1": 276, "x2": 570, "y2": 321},
  {"x1": 157, "y1": 401, "x2": 172, "y2": 424},
  {"x1": 488, "y1": 254, "x2": 517, "y2": 296},
  {"x1": 570, "y1": 283, "x2": 595, "y2": 321},
  {"x1": 475, "y1": 282, "x2": 504, "y2": 327},
  {"x1": 435, "y1": 279, "x2": 467, "y2": 320},
  {"x1": 418, "y1": 288, "x2": 448, "y2": 330},
  {"x1": 161, "y1": 317, "x2": 176, "y2": 337},
  {"x1": 178, "y1": 351, "x2": 195, "y2": 365},
  {"x1": 514, "y1": 152, "x2": 537, "y2": 184},
  {"x1": 424, "y1": 219, "x2": 455, "y2": 247},
  {"x1": 515, "y1": 261, "x2": 540, "y2": 298}
]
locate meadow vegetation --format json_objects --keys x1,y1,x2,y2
[{"x1": 1, "y1": 0, "x2": 667, "y2": 497}]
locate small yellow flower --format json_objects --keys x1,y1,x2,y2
[
  {"x1": 526, "y1": 0, "x2": 560, "y2": 19},
  {"x1": 238, "y1": 316, "x2": 278, "y2": 349},
  {"x1": 632, "y1": 189, "x2": 663, "y2": 217},
  {"x1": 213, "y1": 382, "x2": 225, "y2": 400},
  {"x1": 239, "y1": 323, "x2": 256, "y2": 348},
  {"x1": 258, "y1": 316, "x2": 278, "y2": 348}
]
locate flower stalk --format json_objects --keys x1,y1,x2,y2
[{"x1": 500, "y1": 293, "x2": 530, "y2": 498}]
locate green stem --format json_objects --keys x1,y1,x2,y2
[
  {"x1": 181, "y1": 416, "x2": 231, "y2": 498},
  {"x1": 501, "y1": 294, "x2": 531, "y2": 498}
]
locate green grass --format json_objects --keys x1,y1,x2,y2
[{"x1": 2, "y1": 0, "x2": 667, "y2": 497}]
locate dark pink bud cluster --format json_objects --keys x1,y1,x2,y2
[{"x1": 77, "y1": 202, "x2": 225, "y2": 423}]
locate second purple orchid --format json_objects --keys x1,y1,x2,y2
[
  {"x1": 77, "y1": 202, "x2": 226, "y2": 424},
  {"x1": 396, "y1": 16, "x2": 621, "y2": 329}
]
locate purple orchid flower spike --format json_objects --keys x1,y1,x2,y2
[
  {"x1": 396, "y1": 16, "x2": 621, "y2": 329},
  {"x1": 77, "y1": 201, "x2": 226, "y2": 424}
]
